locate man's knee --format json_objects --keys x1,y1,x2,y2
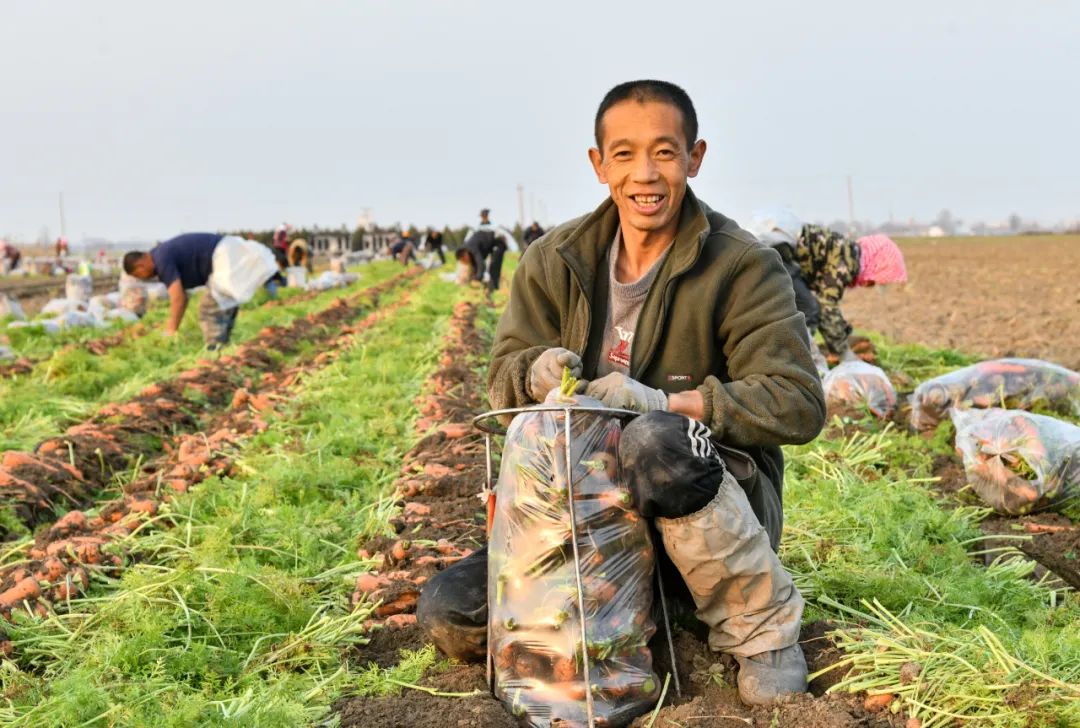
[
  {"x1": 619, "y1": 412, "x2": 726, "y2": 519},
  {"x1": 416, "y1": 547, "x2": 488, "y2": 663}
]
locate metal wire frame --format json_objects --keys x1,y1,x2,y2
[{"x1": 473, "y1": 404, "x2": 682, "y2": 728}]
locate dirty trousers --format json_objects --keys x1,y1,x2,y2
[
  {"x1": 198, "y1": 293, "x2": 239, "y2": 349},
  {"x1": 417, "y1": 411, "x2": 804, "y2": 662}
]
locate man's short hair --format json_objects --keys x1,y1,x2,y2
[
  {"x1": 594, "y1": 80, "x2": 698, "y2": 150},
  {"x1": 122, "y1": 251, "x2": 146, "y2": 275}
]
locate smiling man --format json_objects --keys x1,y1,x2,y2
[{"x1": 417, "y1": 80, "x2": 826, "y2": 706}]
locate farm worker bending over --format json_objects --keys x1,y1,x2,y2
[
  {"x1": 123, "y1": 232, "x2": 277, "y2": 351},
  {"x1": 389, "y1": 230, "x2": 417, "y2": 265},
  {"x1": 287, "y1": 237, "x2": 313, "y2": 272},
  {"x1": 753, "y1": 209, "x2": 907, "y2": 365},
  {"x1": 417, "y1": 80, "x2": 827, "y2": 706}
]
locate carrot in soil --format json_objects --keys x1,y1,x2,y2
[
  {"x1": 373, "y1": 590, "x2": 419, "y2": 617},
  {"x1": 0, "y1": 576, "x2": 42, "y2": 608},
  {"x1": 863, "y1": 693, "x2": 896, "y2": 712}
]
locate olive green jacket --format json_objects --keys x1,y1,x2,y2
[{"x1": 488, "y1": 188, "x2": 826, "y2": 490}]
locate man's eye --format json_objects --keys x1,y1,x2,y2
[
  {"x1": 656, "y1": 149, "x2": 675, "y2": 159},
  {"x1": 613, "y1": 150, "x2": 631, "y2": 159}
]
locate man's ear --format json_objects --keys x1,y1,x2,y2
[
  {"x1": 687, "y1": 139, "x2": 707, "y2": 178},
  {"x1": 588, "y1": 147, "x2": 607, "y2": 184}
]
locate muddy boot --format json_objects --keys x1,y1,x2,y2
[
  {"x1": 654, "y1": 469, "x2": 805, "y2": 703},
  {"x1": 416, "y1": 546, "x2": 489, "y2": 663},
  {"x1": 735, "y1": 643, "x2": 808, "y2": 706}
]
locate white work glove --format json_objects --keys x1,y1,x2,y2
[
  {"x1": 528, "y1": 347, "x2": 583, "y2": 402},
  {"x1": 584, "y1": 372, "x2": 668, "y2": 413}
]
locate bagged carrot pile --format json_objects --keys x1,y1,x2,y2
[
  {"x1": 488, "y1": 383, "x2": 660, "y2": 727},
  {"x1": 822, "y1": 360, "x2": 898, "y2": 419},
  {"x1": 911, "y1": 358, "x2": 1080, "y2": 431},
  {"x1": 950, "y1": 408, "x2": 1080, "y2": 515}
]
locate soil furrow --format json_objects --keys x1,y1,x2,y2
[
  {"x1": 0, "y1": 271, "x2": 425, "y2": 635},
  {"x1": 0, "y1": 269, "x2": 422, "y2": 540}
]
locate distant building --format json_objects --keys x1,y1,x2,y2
[
  {"x1": 311, "y1": 230, "x2": 351, "y2": 255},
  {"x1": 358, "y1": 227, "x2": 398, "y2": 253}
]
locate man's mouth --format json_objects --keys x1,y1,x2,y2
[{"x1": 628, "y1": 194, "x2": 665, "y2": 213}]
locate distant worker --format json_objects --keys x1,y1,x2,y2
[
  {"x1": 522, "y1": 221, "x2": 545, "y2": 252},
  {"x1": 0, "y1": 240, "x2": 21, "y2": 274},
  {"x1": 389, "y1": 230, "x2": 417, "y2": 265},
  {"x1": 123, "y1": 232, "x2": 277, "y2": 350},
  {"x1": 425, "y1": 228, "x2": 446, "y2": 266},
  {"x1": 272, "y1": 223, "x2": 291, "y2": 269},
  {"x1": 753, "y1": 209, "x2": 907, "y2": 365},
  {"x1": 462, "y1": 208, "x2": 509, "y2": 292},
  {"x1": 287, "y1": 237, "x2": 313, "y2": 272},
  {"x1": 55, "y1": 236, "x2": 69, "y2": 259}
]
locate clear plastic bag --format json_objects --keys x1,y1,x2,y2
[
  {"x1": 911, "y1": 358, "x2": 1080, "y2": 431},
  {"x1": 951, "y1": 408, "x2": 1080, "y2": 515},
  {"x1": 489, "y1": 392, "x2": 660, "y2": 727},
  {"x1": 119, "y1": 286, "x2": 148, "y2": 317},
  {"x1": 822, "y1": 360, "x2": 898, "y2": 419},
  {"x1": 0, "y1": 294, "x2": 26, "y2": 322},
  {"x1": 65, "y1": 274, "x2": 93, "y2": 303}
]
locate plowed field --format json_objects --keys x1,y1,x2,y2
[{"x1": 844, "y1": 234, "x2": 1080, "y2": 370}]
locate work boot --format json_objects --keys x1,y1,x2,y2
[
  {"x1": 736, "y1": 643, "x2": 808, "y2": 705},
  {"x1": 655, "y1": 468, "x2": 804, "y2": 661}
]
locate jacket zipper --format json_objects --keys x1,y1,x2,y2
[{"x1": 634, "y1": 229, "x2": 709, "y2": 377}]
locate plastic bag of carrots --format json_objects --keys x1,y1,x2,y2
[
  {"x1": 488, "y1": 387, "x2": 660, "y2": 727},
  {"x1": 822, "y1": 360, "x2": 898, "y2": 419},
  {"x1": 911, "y1": 358, "x2": 1080, "y2": 431},
  {"x1": 950, "y1": 408, "x2": 1080, "y2": 515}
]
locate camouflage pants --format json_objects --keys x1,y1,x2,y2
[{"x1": 198, "y1": 293, "x2": 239, "y2": 349}]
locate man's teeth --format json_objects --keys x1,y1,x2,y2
[{"x1": 633, "y1": 195, "x2": 661, "y2": 204}]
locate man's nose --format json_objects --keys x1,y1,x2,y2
[{"x1": 631, "y1": 155, "x2": 660, "y2": 183}]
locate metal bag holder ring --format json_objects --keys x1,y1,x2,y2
[{"x1": 473, "y1": 405, "x2": 682, "y2": 728}]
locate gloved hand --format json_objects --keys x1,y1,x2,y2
[
  {"x1": 528, "y1": 347, "x2": 582, "y2": 401},
  {"x1": 584, "y1": 372, "x2": 668, "y2": 413}
]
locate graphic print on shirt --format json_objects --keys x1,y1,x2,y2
[{"x1": 607, "y1": 325, "x2": 634, "y2": 370}]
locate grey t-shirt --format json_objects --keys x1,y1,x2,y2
[{"x1": 597, "y1": 230, "x2": 673, "y2": 377}]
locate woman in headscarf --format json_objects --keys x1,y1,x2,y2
[{"x1": 752, "y1": 208, "x2": 907, "y2": 364}]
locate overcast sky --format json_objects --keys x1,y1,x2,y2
[{"x1": 2, "y1": 0, "x2": 1077, "y2": 242}]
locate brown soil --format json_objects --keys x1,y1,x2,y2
[
  {"x1": 335, "y1": 664, "x2": 517, "y2": 728},
  {"x1": 843, "y1": 235, "x2": 1080, "y2": 371},
  {"x1": 0, "y1": 269, "x2": 424, "y2": 626}
]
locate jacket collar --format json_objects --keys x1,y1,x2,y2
[{"x1": 556, "y1": 186, "x2": 711, "y2": 293}]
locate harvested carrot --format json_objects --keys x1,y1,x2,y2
[
  {"x1": 389, "y1": 540, "x2": 410, "y2": 563},
  {"x1": 373, "y1": 590, "x2": 419, "y2": 617},
  {"x1": 354, "y1": 572, "x2": 386, "y2": 594},
  {"x1": 1023, "y1": 522, "x2": 1073, "y2": 534},
  {"x1": 438, "y1": 422, "x2": 471, "y2": 439},
  {"x1": 863, "y1": 693, "x2": 895, "y2": 712},
  {"x1": 0, "y1": 576, "x2": 42, "y2": 608},
  {"x1": 384, "y1": 614, "x2": 417, "y2": 630}
]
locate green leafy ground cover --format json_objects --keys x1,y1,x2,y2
[
  {"x1": 0, "y1": 262, "x2": 403, "y2": 452},
  {"x1": 0, "y1": 275, "x2": 476, "y2": 726},
  {"x1": 788, "y1": 333, "x2": 1080, "y2": 726},
  {"x1": 2, "y1": 265, "x2": 1077, "y2": 727}
]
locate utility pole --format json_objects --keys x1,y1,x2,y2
[
  {"x1": 516, "y1": 184, "x2": 525, "y2": 229},
  {"x1": 58, "y1": 191, "x2": 67, "y2": 239},
  {"x1": 846, "y1": 175, "x2": 855, "y2": 233}
]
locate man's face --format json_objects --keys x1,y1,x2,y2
[
  {"x1": 130, "y1": 255, "x2": 156, "y2": 280},
  {"x1": 589, "y1": 100, "x2": 706, "y2": 239}
]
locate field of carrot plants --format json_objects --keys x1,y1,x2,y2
[{"x1": 1, "y1": 259, "x2": 1077, "y2": 728}]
